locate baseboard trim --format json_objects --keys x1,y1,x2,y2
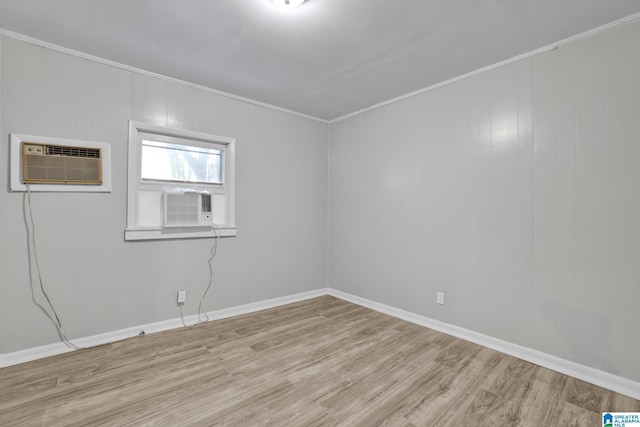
[
  {"x1": 0, "y1": 288, "x2": 329, "y2": 368},
  {"x1": 327, "y1": 289, "x2": 640, "y2": 400}
]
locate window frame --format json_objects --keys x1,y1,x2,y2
[{"x1": 125, "y1": 121, "x2": 236, "y2": 241}]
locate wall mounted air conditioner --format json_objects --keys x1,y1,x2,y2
[
  {"x1": 21, "y1": 142, "x2": 103, "y2": 185},
  {"x1": 163, "y1": 191, "x2": 213, "y2": 227},
  {"x1": 10, "y1": 133, "x2": 112, "y2": 193}
]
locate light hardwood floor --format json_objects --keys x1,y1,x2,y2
[{"x1": 1, "y1": 296, "x2": 638, "y2": 426}]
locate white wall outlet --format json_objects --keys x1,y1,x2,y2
[
  {"x1": 436, "y1": 291, "x2": 445, "y2": 305},
  {"x1": 177, "y1": 290, "x2": 186, "y2": 305}
]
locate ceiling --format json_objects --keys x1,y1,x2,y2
[{"x1": 1, "y1": 1, "x2": 640, "y2": 122}]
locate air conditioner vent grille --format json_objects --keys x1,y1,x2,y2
[
  {"x1": 202, "y1": 194, "x2": 212, "y2": 213},
  {"x1": 46, "y1": 145, "x2": 101, "y2": 158}
]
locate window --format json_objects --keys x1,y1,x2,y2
[{"x1": 125, "y1": 121, "x2": 236, "y2": 241}]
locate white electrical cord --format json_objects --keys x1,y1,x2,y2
[
  {"x1": 27, "y1": 185, "x2": 219, "y2": 344},
  {"x1": 179, "y1": 222, "x2": 220, "y2": 328},
  {"x1": 26, "y1": 185, "x2": 85, "y2": 350}
]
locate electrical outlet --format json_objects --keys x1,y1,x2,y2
[
  {"x1": 436, "y1": 292, "x2": 445, "y2": 305},
  {"x1": 177, "y1": 290, "x2": 186, "y2": 305}
]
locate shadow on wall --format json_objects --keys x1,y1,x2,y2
[{"x1": 540, "y1": 300, "x2": 616, "y2": 375}]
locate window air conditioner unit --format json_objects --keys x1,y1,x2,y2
[
  {"x1": 22, "y1": 142, "x2": 103, "y2": 185},
  {"x1": 163, "y1": 191, "x2": 213, "y2": 227}
]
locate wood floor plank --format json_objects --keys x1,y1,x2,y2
[
  {"x1": 0, "y1": 296, "x2": 638, "y2": 426},
  {"x1": 562, "y1": 376, "x2": 614, "y2": 413},
  {"x1": 555, "y1": 401, "x2": 601, "y2": 427},
  {"x1": 441, "y1": 388, "x2": 499, "y2": 427}
]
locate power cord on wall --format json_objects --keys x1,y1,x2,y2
[
  {"x1": 179, "y1": 222, "x2": 220, "y2": 328},
  {"x1": 26, "y1": 184, "x2": 85, "y2": 350},
  {"x1": 26, "y1": 185, "x2": 221, "y2": 347}
]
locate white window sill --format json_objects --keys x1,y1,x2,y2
[{"x1": 125, "y1": 226, "x2": 237, "y2": 241}]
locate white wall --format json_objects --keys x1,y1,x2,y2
[
  {"x1": 0, "y1": 36, "x2": 328, "y2": 354},
  {"x1": 329, "y1": 20, "x2": 640, "y2": 382}
]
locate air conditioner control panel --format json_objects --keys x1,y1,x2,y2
[{"x1": 23, "y1": 144, "x2": 45, "y2": 155}]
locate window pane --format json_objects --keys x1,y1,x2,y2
[{"x1": 141, "y1": 140, "x2": 222, "y2": 184}]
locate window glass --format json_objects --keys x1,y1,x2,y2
[{"x1": 141, "y1": 140, "x2": 222, "y2": 184}]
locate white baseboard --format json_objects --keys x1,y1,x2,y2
[
  {"x1": 328, "y1": 289, "x2": 640, "y2": 400},
  {"x1": 2, "y1": 286, "x2": 638, "y2": 400},
  {"x1": 0, "y1": 288, "x2": 329, "y2": 368}
]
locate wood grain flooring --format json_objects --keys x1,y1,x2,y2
[{"x1": 1, "y1": 296, "x2": 638, "y2": 426}]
